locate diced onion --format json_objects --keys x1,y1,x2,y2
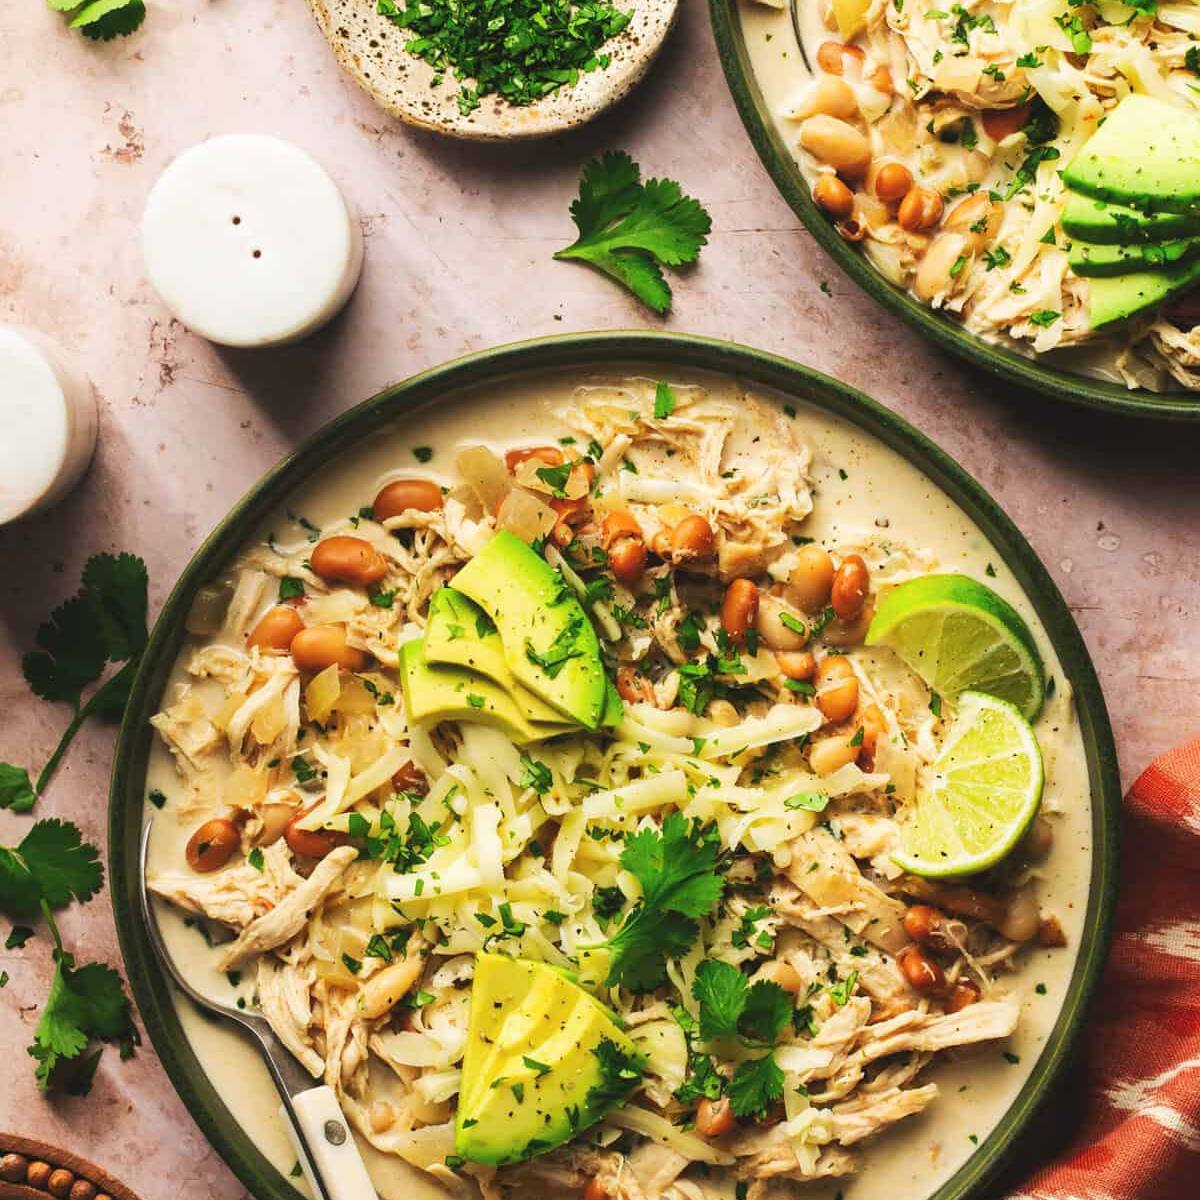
[
  {"x1": 305, "y1": 664, "x2": 341, "y2": 724},
  {"x1": 604, "y1": 1107, "x2": 735, "y2": 1166}
]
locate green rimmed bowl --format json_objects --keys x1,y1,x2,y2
[
  {"x1": 109, "y1": 332, "x2": 1120, "y2": 1200},
  {"x1": 708, "y1": 0, "x2": 1200, "y2": 421}
]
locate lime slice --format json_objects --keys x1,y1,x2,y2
[
  {"x1": 865, "y1": 573, "x2": 1045, "y2": 720},
  {"x1": 893, "y1": 690, "x2": 1043, "y2": 878}
]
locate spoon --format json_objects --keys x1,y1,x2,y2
[
  {"x1": 139, "y1": 822, "x2": 378, "y2": 1200},
  {"x1": 790, "y1": 0, "x2": 813, "y2": 71}
]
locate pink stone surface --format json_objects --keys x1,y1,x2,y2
[{"x1": 0, "y1": 0, "x2": 1198, "y2": 1194}]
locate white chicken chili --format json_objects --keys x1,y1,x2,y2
[
  {"x1": 144, "y1": 370, "x2": 1091, "y2": 1200},
  {"x1": 742, "y1": 0, "x2": 1200, "y2": 392}
]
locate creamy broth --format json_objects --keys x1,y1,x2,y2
[
  {"x1": 737, "y1": 0, "x2": 1189, "y2": 391},
  {"x1": 145, "y1": 367, "x2": 1092, "y2": 1200}
]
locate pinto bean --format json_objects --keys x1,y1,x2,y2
[
  {"x1": 310, "y1": 536, "x2": 388, "y2": 587},
  {"x1": 392, "y1": 761, "x2": 429, "y2": 796},
  {"x1": 670, "y1": 514, "x2": 716, "y2": 563},
  {"x1": 874, "y1": 162, "x2": 914, "y2": 204},
  {"x1": 721, "y1": 578, "x2": 759, "y2": 645},
  {"x1": 248, "y1": 606, "x2": 305, "y2": 653},
  {"x1": 796, "y1": 76, "x2": 859, "y2": 121},
  {"x1": 898, "y1": 187, "x2": 944, "y2": 232},
  {"x1": 775, "y1": 650, "x2": 817, "y2": 681},
  {"x1": 813, "y1": 174, "x2": 856, "y2": 220},
  {"x1": 786, "y1": 545, "x2": 836, "y2": 611},
  {"x1": 186, "y1": 818, "x2": 240, "y2": 872},
  {"x1": 284, "y1": 804, "x2": 349, "y2": 859},
  {"x1": 800, "y1": 116, "x2": 873, "y2": 180},
  {"x1": 808, "y1": 733, "x2": 860, "y2": 776},
  {"x1": 373, "y1": 479, "x2": 443, "y2": 520},
  {"x1": 831, "y1": 555, "x2": 870, "y2": 619},
  {"x1": 816, "y1": 40, "x2": 865, "y2": 75},
  {"x1": 815, "y1": 655, "x2": 859, "y2": 722},
  {"x1": 608, "y1": 535, "x2": 647, "y2": 586},
  {"x1": 290, "y1": 625, "x2": 368, "y2": 673},
  {"x1": 600, "y1": 509, "x2": 643, "y2": 546},
  {"x1": 898, "y1": 944, "x2": 947, "y2": 993},
  {"x1": 903, "y1": 904, "x2": 955, "y2": 952},
  {"x1": 695, "y1": 1097, "x2": 736, "y2": 1138},
  {"x1": 945, "y1": 980, "x2": 981, "y2": 1013},
  {"x1": 982, "y1": 102, "x2": 1033, "y2": 143},
  {"x1": 756, "y1": 594, "x2": 809, "y2": 651}
]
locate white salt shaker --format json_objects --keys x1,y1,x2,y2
[
  {"x1": 0, "y1": 326, "x2": 97, "y2": 525},
  {"x1": 142, "y1": 135, "x2": 364, "y2": 348}
]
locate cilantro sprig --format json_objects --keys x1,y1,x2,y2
[
  {"x1": 1, "y1": 554, "x2": 149, "y2": 812},
  {"x1": 0, "y1": 819, "x2": 138, "y2": 1092},
  {"x1": 604, "y1": 812, "x2": 724, "y2": 990},
  {"x1": 690, "y1": 960, "x2": 791, "y2": 1118},
  {"x1": 554, "y1": 152, "x2": 712, "y2": 315},
  {"x1": 45, "y1": 0, "x2": 146, "y2": 41}
]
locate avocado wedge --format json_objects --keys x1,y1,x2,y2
[
  {"x1": 450, "y1": 532, "x2": 606, "y2": 729},
  {"x1": 1062, "y1": 193, "x2": 1200, "y2": 246},
  {"x1": 1069, "y1": 235, "x2": 1200, "y2": 278},
  {"x1": 456, "y1": 954, "x2": 643, "y2": 1166},
  {"x1": 1089, "y1": 256, "x2": 1200, "y2": 329},
  {"x1": 424, "y1": 588, "x2": 575, "y2": 728},
  {"x1": 398, "y1": 639, "x2": 568, "y2": 746},
  {"x1": 1064, "y1": 95, "x2": 1200, "y2": 215}
]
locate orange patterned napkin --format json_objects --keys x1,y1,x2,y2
[{"x1": 1010, "y1": 739, "x2": 1200, "y2": 1199}]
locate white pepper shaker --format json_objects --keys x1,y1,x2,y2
[
  {"x1": 0, "y1": 326, "x2": 97, "y2": 525},
  {"x1": 142, "y1": 134, "x2": 364, "y2": 348}
]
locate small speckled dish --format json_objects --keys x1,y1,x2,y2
[{"x1": 306, "y1": 0, "x2": 679, "y2": 140}]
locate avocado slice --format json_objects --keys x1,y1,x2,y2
[
  {"x1": 1069, "y1": 235, "x2": 1200, "y2": 278},
  {"x1": 600, "y1": 679, "x2": 623, "y2": 729},
  {"x1": 398, "y1": 639, "x2": 567, "y2": 746},
  {"x1": 1062, "y1": 193, "x2": 1200, "y2": 245},
  {"x1": 456, "y1": 954, "x2": 643, "y2": 1166},
  {"x1": 450, "y1": 532, "x2": 606, "y2": 730},
  {"x1": 1064, "y1": 95, "x2": 1200, "y2": 214},
  {"x1": 1089, "y1": 257, "x2": 1200, "y2": 329},
  {"x1": 424, "y1": 588, "x2": 575, "y2": 729}
]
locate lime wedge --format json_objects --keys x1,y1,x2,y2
[
  {"x1": 893, "y1": 690, "x2": 1043, "y2": 878},
  {"x1": 865, "y1": 573, "x2": 1045, "y2": 721}
]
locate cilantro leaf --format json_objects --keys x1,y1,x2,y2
[
  {"x1": 619, "y1": 812, "x2": 723, "y2": 918},
  {"x1": 740, "y1": 981, "x2": 793, "y2": 1045},
  {"x1": 583, "y1": 1038, "x2": 645, "y2": 1120},
  {"x1": 605, "y1": 909, "x2": 697, "y2": 991},
  {"x1": 554, "y1": 151, "x2": 712, "y2": 315},
  {"x1": 82, "y1": 553, "x2": 149, "y2": 661},
  {"x1": 0, "y1": 819, "x2": 103, "y2": 917},
  {"x1": 23, "y1": 593, "x2": 107, "y2": 705},
  {"x1": 29, "y1": 959, "x2": 138, "y2": 1092},
  {"x1": 674, "y1": 1050, "x2": 725, "y2": 1106},
  {"x1": 692, "y1": 960, "x2": 747, "y2": 1040},
  {"x1": 605, "y1": 813, "x2": 724, "y2": 990},
  {"x1": 15, "y1": 553, "x2": 149, "y2": 804},
  {"x1": 728, "y1": 1052, "x2": 785, "y2": 1118},
  {"x1": 0, "y1": 763, "x2": 36, "y2": 813},
  {"x1": 48, "y1": 0, "x2": 146, "y2": 40},
  {"x1": 653, "y1": 381, "x2": 677, "y2": 419}
]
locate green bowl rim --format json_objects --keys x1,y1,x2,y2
[
  {"x1": 707, "y1": 0, "x2": 1200, "y2": 421},
  {"x1": 108, "y1": 330, "x2": 1121, "y2": 1200}
]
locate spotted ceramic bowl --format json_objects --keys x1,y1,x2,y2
[{"x1": 307, "y1": 0, "x2": 679, "y2": 140}]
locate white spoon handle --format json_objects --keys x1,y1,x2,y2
[{"x1": 284, "y1": 1085, "x2": 378, "y2": 1200}]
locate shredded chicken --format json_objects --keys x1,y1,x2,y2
[{"x1": 217, "y1": 845, "x2": 358, "y2": 969}]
